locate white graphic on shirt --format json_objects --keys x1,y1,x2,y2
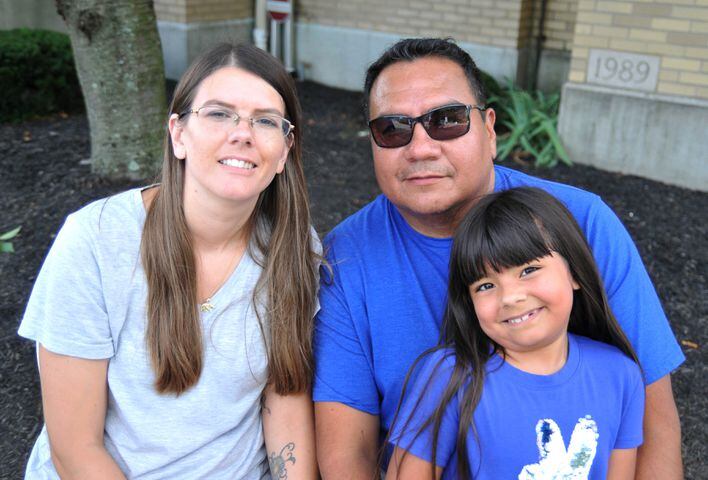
[{"x1": 518, "y1": 415, "x2": 598, "y2": 480}]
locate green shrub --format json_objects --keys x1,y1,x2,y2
[
  {"x1": 491, "y1": 84, "x2": 571, "y2": 168},
  {"x1": 1, "y1": 226, "x2": 21, "y2": 253},
  {"x1": 0, "y1": 28, "x2": 83, "y2": 122},
  {"x1": 478, "y1": 70, "x2": 511, "y2": 135}
]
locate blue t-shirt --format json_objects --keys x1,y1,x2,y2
[
  {"x1": 313, "y1": 165, "x2": 684, "y2": 433},
  {"x1": 389, "y1": 334, "x2": 645, "y2": 479}
]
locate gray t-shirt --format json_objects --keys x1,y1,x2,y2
[{"x1": 19, "y1": 188, "x2": 271, "y2": 479}]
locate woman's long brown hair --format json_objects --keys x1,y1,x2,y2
[
  {"x1": 140, "y1": 43, "x2": 319, "y2": 395},
  {"x1": 388, "y1": 187, "x2": 639, "y2": 479}
]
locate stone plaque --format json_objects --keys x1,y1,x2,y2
[{"x1": 587, "y1": 49, "x2": 660, "y2": 92}]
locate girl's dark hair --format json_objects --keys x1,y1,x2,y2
[
  {"x1": 141, "y1": 43, "x2": 319, "y2": 395},
  {"x1": 389, "y1": 187, "x2": 638, "y2": 479}
]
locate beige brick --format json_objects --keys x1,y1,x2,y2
[
  {"x1": 659, "y1": 70, "x2": 680, "y2": 82},
  {"x1": 577, "y1": 0, "x2": 595, "y2": 12},
  {"x1": 609, "y1": 39, "x2": 649, "y2": 53},
  {"x1": 429, "y1": 3, "x2": 453, "y2": 13},
  {"x1": 596, "y1": 1, "x2": 632, "y2": 14},
  {"x1": 574, "y1": 34, "x2": 610, "y2": 48},
  {"x1": 569, "y1": 70, "x2": 585, "y2": 83},
  {"x1": 629, "y1": 29, "x2": 668, "y2": 42},
  {"x1": 647, "y1": 43, "x2": 686, "y2": 57},
  {"x1": 644, "y1": 43, "x2": 686, "y2": 57},
  {"x1": 703, "y1": 62, "x2": 708, "y2": 72},
  {"x1": 680, "y1": 71, "x2": 708, "y2": 85},
  {"x1": 657, "y1": 82, "x2": 696, "y2": 96},
  {"x1": 574, "y1": 47, "x2": 590, "y2": 59},
  {"x1": 652, "y1": 19, "x2": 692, "y2": 32},
  {"x1": 592, "y1": 25, "x2": 629, "y2": 39},
  {"x1": 667, "y1": 32, "x2": 708, "y2": 47},
  {"x1": 631, "y1": 3, "x2": 673, "y2": 17},
  {"x1": 697, "y1": 87, "x2": 708, "y2": 99},
  {"x1": 494, "y1": 19, "x2": 520, "y2": 29},
  {"x1": 613, "y1": 15, "x2": 652, "y2": 29},
  {"x1": 582, "y1": 12, "x2": 614, "y2": 25},
  {"x1": 419, "y1": 11, "x2": 443, "y2": 21},
  {"x1": 673, "y1": 7, "x2": 708, "y2": 22},
  {"x1": 662, "y1": 57, "x2": 702, "y2": 71}
]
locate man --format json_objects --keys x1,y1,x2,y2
[{"x1": 313, "y1": 38, "x2": 684, "y2": 479}]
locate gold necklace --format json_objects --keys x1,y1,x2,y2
[{"x1": 198, "y1": 244, "x2": 244, "y2": 313}]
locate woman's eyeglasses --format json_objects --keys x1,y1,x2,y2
[
  {"x1": 179, "y1": 105, "x2": 294, "y2": 139},
  {"x1": 368, "y1": 103, "x2": 485, "y2": 148}
]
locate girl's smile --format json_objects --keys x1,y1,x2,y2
[{"x1": 502, "y1": 306, "x2": 543, "y2": 326}]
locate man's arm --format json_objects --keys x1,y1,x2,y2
[
  {"x1": 636, "y1": 375, "x2": 683, "y2": 479},
  {"x1": 316, "y1": 402, "x2": 380, "y2": 480},
  {"x1": 262, "y1": 385, "x2": 317, "y2": 479}
]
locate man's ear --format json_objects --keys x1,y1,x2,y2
[
  {"x1": 168, "y1": 114, "x2": 186, "y2": 159},
  {"x1": 484, "y1": 107, "x2": 497, "y2": 159}
]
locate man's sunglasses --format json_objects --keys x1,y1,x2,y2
[{"x1": 368, "y1": 103, "x2": 486, "y2": 148}]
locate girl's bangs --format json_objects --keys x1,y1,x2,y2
[{"x1": 457, "y1": 209, "x2": 553, "y2": 284}]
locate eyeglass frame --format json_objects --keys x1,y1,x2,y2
[
  {"x1": 367, "y1": 103, "x2": 486, "y2": 148},
  {"x1": 177, "y1": 105, "x2": 295, "y2": 137}
]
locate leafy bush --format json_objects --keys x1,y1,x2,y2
[
  {"x1": 0, "y1": 227, "x2": 21, "y2": 253},
  {"x1": 491, "y1": 84, "x2": 570, "y2": 168},
  {"x1": 478, "y1": 70, "x2": 511, "y2": 134},
  {"x1": 0, "y1": 29, "x2": 83, "y2": 122}
]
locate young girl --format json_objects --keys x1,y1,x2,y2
[{"x1": 386, "y1": 187, "x2": 644, "y2": 480}]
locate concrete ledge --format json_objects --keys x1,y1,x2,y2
[
  {"x1": 294, "y1": 23, "x2": 519, "y2": 91},
  {"x1": 158, "y1": 19, "x2": 252, "y2": 80},
  {"x1": 558, "y1": 83, "x2": 708, "y2": 192}
]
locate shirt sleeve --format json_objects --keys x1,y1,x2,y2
[
  {"x1": 614, "y1": 361, "x2": 645, "y2": 449},
  {"x1": 583, "y1": 197, "x2": 684, "y2": 384},
  {"x1": 312, "y1": 239, "x2": 380, "y2": 414},
  {"x1": 18, "y1": 211, "x2": 114, "y2": 359},
  {"x1": 388, "y1": 351, "x2": 459, "y2": 468}
]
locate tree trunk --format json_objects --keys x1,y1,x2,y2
[{"x1": 55, "y1": 0, "x2": 166, "y2": 180}]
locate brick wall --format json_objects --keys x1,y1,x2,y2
[
  {"x1": 295, "y1": 0, "x2": 526, "y2": 49},
  {"x1": 155, "y1": 0, "x2": 252, "y2": 23},
  {"x1": 569, "y1": 0, "x2": 708, "y2": 99},
  {"x1": 544, "y1": 0, "x2": 578, "y2": 51}
]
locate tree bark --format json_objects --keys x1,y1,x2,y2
[{"x1": 55, "y1": 0, "x2": 166, "y2": 180}]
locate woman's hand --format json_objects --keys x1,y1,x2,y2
[
  {"x1": 262, "y1": 384, "x2": 317, "y2": 479},
  {"x1": 39, "y1": 345, "x2": 126, "y2": 479}
]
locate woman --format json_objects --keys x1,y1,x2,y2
[{"x1": 19, "y1": 43, "x2": 319, "y2": 479}]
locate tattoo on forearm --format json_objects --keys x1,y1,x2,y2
[{"x1": 269, "y1": 442, "x2": 296, "y2": 479}]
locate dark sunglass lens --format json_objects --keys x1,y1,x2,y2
[
  {"x1": 426, "y1": 105, "x2": 470, "y2": 140},
  {"x1": 370, "y1": 117, "x2": 413, "y2": 148}
]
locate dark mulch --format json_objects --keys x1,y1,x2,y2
[{"x1": 0, "y1": 81, "x2": 705, "y2": 479}]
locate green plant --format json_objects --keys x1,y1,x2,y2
[
  {"x1": 478, "y1": 70, "x2": 511, "y2": 133},
  {"x1": 491, "y1": 84, "x2": 571, "y2": 168},
  {"x1": 0, "y1": 29, "x2": 83, "y2": 122},
  {"x1": 0, "y1": 227, "x2": 21, "y2": 253}
]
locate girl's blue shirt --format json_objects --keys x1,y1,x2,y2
[{"x1": 389, "y1": 333, "x2": 645, "y2": 479}]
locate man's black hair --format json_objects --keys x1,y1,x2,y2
[{"x1": 363, "y1": 37, "x2": 488, "y2": 118}]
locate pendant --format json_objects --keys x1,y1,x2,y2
[{"x1": 200, "y1": 299, "x2": 215, "y2": 313}]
